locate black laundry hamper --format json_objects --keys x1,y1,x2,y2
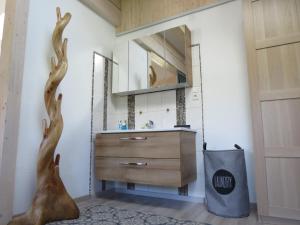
[{"x1": 203, "y1": 142, "x2": 250, "y2": 218}]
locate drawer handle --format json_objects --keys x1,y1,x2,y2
[
  {"x1": 119, "y1": 137, "x2": 147, "y2": 141},
  {"x1": 120, "y1": 162, "x2": 148, "y2": 167}
]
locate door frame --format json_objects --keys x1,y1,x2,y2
[{"x1": 0, "y1": 0, "x2": 30, "y2": 223}]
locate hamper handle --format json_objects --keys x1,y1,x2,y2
[
  {"x1": 203, "y1": 142, "x2": 207, "y2": 151},
  {"x1": 234, "y1": 144, "x2": 242, "y2": 150}
]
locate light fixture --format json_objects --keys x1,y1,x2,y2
[{"x1": 0, "y1": 13, "x2": 4, "y2": 42}]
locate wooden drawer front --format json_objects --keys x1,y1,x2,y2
[
  {"x1": 95, "y1": 157, "x2": 180, "y2": 170},
  {"x1": 95, "y1": 132, "x2": 180, "y2": 158},
  {"x1": 95, "y1": 157, "x2": 181, "y2": 187},
  {"x1": 96, "y1": 168, "x2": 181, "y2": 187},
  {"x1": 96, "y1": 167, "x2": 181, "y2": 187}
]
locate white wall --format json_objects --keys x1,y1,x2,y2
[
  {"x1": 0, "y1": 0, "x2": 5, "y2": 13},
  {"x1": 13, "y1": 0, "x2": 115, "y2": 214},
  {"x1": 109, "y1": 0, "x2": 256, "y2": 203}
]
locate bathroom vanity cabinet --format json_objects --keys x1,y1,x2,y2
[{"x1": 95, "y1": 129, "x2": 196, "y2": 188}]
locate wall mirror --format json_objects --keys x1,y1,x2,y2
[{"x1": 112, "y1": 25, "x2": 192, "y2": 95}]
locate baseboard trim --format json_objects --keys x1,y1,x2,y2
[
  {"x1": 74, "y1": 195, "x2": 90, "y2": 203},
  {"x1": 261, "y1": 215, "x2": 300, "y2": 225},
  {"x1": 113, "y1": 188, "x2": 205, "y2": 203}
]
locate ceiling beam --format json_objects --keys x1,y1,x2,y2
[
  {"x1": 117, "y1": 0, "x2": 234, "y2": 34},
  {"x1": 79, "y1": 0, "x2": 121, "y2": 27}
]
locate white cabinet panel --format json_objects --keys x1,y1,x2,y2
[
  {"x1": 128, "y1": 41, "x2": 148, "y2": 91},
  {"x1": 112, "y1": 41, "x2": 129, "y2": 93}
]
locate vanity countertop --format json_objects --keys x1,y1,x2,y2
[{"x1": 99, "y1": 128, "x2": 197, "y2": 134}]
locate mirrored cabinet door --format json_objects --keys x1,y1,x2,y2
[
  {"x1": 165, "y1": 25, "x2": 192, "y2": 87},
  {"x1": 133, "y1": 31, "x2": 166, "y2": 91},
  {"x1": 128, "y1": 40, "x2": 148, "y2": 91}
]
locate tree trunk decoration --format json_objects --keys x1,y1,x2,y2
[{"x1": 8, "y1": 8, "x2": 79, "y2": 225}]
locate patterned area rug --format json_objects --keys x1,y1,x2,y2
[{"x1": 48, "y1": 204, "x2": 210, "y2": 225}]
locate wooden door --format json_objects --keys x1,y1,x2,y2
[{"x1": 244, "y1": 0, "x2": 300, "y2": 221}]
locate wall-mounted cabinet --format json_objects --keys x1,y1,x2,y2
[{"x1": 112, "y1": 25, "x2": 192, "y2": 95}]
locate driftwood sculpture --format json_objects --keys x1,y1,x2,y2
[
  {"x1": 149, "y1": 65, "x2": 157, "y2": 87},
  {"x1": 8, "y1": 8, "x2": 79, "y2": 225}
]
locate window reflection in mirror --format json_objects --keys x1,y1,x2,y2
[{"x1": 0, "y1": 0, "x2": 6, "y2": 55}]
